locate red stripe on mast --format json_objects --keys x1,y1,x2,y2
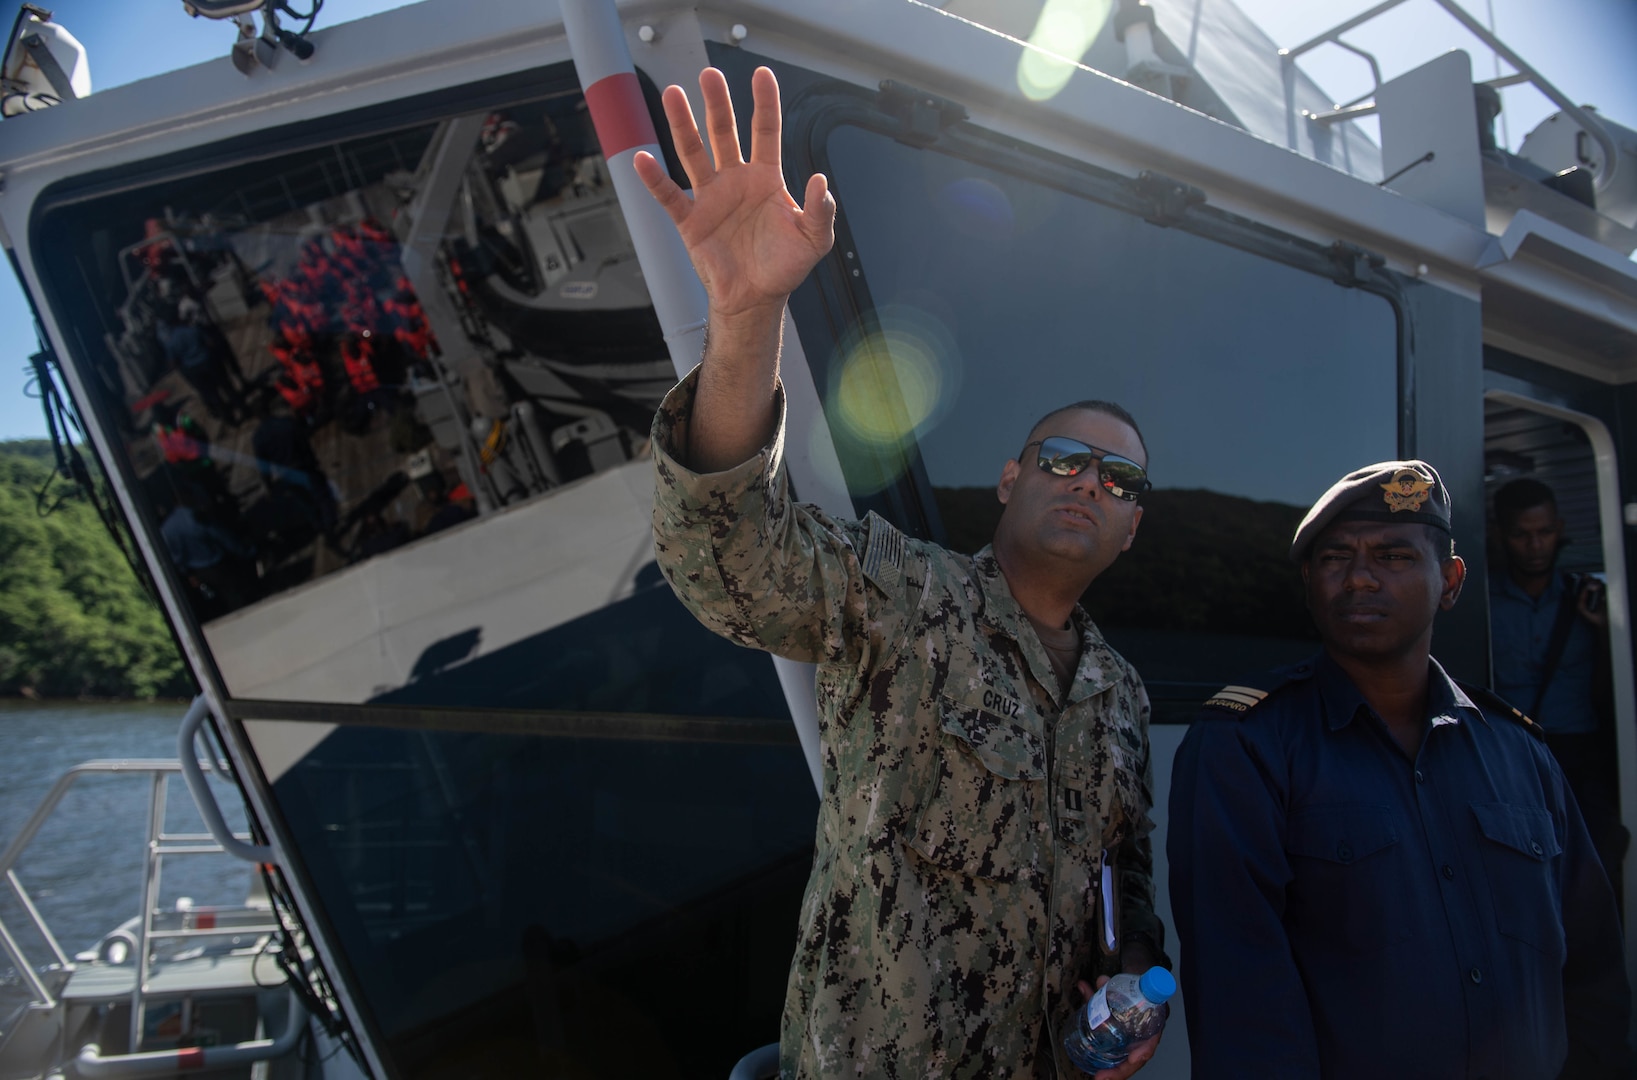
[{"x1": 583, "y1": 71, "x2": 657, "y2": 157}]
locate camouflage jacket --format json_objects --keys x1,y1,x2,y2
[{"x1": 651, "y1": 370, "x2": 1165, "y2": 1079}]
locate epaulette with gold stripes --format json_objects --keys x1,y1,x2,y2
[
  {"x1": 1200, "y1": 660, "x2": 1314, "y2": 718},
  {"x1": 1203, "y1": 685, "x2": 1270, "y2": 714},
  {"x1": 1456, "y1": 681, "x2": 1547, "y2": 741}
]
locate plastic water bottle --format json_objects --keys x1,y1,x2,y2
[{"x1": 1063, "y1": 967, "x2": 1176, "y2": 1073}]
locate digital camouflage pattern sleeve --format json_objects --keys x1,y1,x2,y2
[{"x1": 650, "y1": 365, "x2": 925, "y2": 673}]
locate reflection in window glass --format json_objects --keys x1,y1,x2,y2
[
  {"x1": 58, "y1": 92, "x2": 665, "y2": 620},
  {"x1": 39, "y1": 81, "x2": 780, "y2": 711},
  {"x1": 271, "y1": 723, "x2": 816, "y2": 1077},
  {"x1": 822, "y1": 126, "x2": 1399, "y2": 706}
]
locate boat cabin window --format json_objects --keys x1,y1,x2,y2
[
  {"x1": 813, "y1": 123, "x2": 1401, "y2": 717},
  {"x1": 33, "y1": 79, "x2": 791, "y2": 722}
]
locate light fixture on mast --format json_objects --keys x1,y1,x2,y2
[
  {"x1": 181, "y1": 0, "x2": 321, "y2": 75},
  {"x1": 1, "y1": 4, "x2": 90, "y2": 118}
]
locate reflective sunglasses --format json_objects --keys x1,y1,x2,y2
[{"x1": 1023, "y1": 436, "x2": 1151, "y2": 501}]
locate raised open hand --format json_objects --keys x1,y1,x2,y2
[{"x1": 633, "y1": 66, "x2": 835, "y2": 320}]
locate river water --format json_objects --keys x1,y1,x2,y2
[{"x1": 0, "y1": 700, "x2": 255, "y2": 1005}]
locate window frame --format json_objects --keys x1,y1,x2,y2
[{"x1": 759, "y1": 66, "x2": 1418, "y2": 546}]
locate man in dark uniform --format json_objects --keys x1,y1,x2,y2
[
  {"x1": 1489, "y1": 477, "x2": 1625, "y2": 888},
  {"x1": 1169, "y1": 460, "x2": 1631, "y2": 1079}
]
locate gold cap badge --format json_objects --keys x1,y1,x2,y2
[{"x1": 1381, "y1": 468, "x2": 1433, "y2": 512}]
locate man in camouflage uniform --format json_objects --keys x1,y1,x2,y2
[{"x1": 635, "y1": 66, "x2": 1168, "y2": 1079}]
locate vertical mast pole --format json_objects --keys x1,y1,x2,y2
[
  {"x1": 559, "y1": 0, "x2": 707, "y2": 370},
  {"x1": 560, "y1": 0, "x2": 825, "y2": 792}
]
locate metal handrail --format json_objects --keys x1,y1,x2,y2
[
  {"x1": 7, "y1": 869, "x2": 69, "y2": 970},
  {"x1": 0, "y1": 911, "x2": 55, "y2": 1008},
  {"x1": 0, "y1": 758, "x2": 263, "y2": 1014},
  {"x1": 0, "y1": 761, "x2": 180, "y2": 881},
  {"x1": 1280, "y1": 0, "x2": 1620, "y2": 190},
  {"x1": 177, "y1": 695, "x2": 274, "y2": 865},
  {"x1": 76, "y1": 988, "x2": 307, "y2": 1077},
  {"x1": 1307, "y1": 72, "x2": 1533, "y2": 125}
]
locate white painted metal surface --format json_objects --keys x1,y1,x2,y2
[{"x1": 1377, "y1": 52, "x2": 1486, "y2": 228}]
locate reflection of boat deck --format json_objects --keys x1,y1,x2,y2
[{"x1": 204, "y1": 457, "x2": 657, "y2": 702}]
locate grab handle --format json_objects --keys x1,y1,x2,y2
[
  {"x1": 177, "y1": 695, "x2": 274, "y2": 865},
  {"x1": 77, "y1": 988, "x2": 306, "y2": 1076}
]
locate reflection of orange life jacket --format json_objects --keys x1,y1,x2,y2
[
  {"x1": 274, "y1": 376, "x2": 313, "y2": 414},
  {"x1": 343, "y1": 338, "x2": 380, "y2": 393},
  {"x1": 282, "y1": 324, "x2": 313, "y2": 353},
  {"x1": 271, "y1": 342, "x2": 324, "y2": 393},
  {"x1": 155, "y1": 423, "x2": 204, "y2": 465},
  {"x1": 293, "y1": 357, "x2": 323, "y2": 392},
  {"x1": 397, "y1": 323, "x2": 433, "y2": 360},
  {"x1": 385, "y1": 294, "x2": 434, "y2": 359}
]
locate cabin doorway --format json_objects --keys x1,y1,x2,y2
[{"x1": 1483, "y1": 391, "x2": 1637, "y2": 949}]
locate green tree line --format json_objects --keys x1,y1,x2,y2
[{"x1": 0, "y1": 440, "x2": 189, "y2": 698}]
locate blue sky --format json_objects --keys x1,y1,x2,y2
[{"x1": 1, "y1": 0, "x2": 1634, "y2": 439}]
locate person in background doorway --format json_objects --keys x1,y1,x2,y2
[{"x1": 1489, "y1": 477, "x2": 1626, "y2": 889}]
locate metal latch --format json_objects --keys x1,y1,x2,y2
[
  {"x1": 1327, "y1": 240, "x2": 1386, "y2": 287},
  {"x1": 1133, "y1": 170, "x2": 1205, "y2": 227},
  {"x1": 876, "y1": 81, "x2": 968, "y2": 148}
]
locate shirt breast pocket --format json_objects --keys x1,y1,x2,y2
[
  {"x1": 1471, "y1": 802, "x2": 1565, "y2": 959},
  {"x1": 905, "y1": 697, "x2": 1046, "y2": 882},
  {"x1": 1286, "y1": 805, "x2": 1409, "y2": 953}
]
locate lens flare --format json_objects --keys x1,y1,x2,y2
[
  {"x1": 834, "y1": 330, "x2": 939, "y2": 446},
  {"x1": 934, "y1": 177, "x2": 1015, "y2": 242},
  {"x1": 1017, "y1": 0, "x2": 1113, "y2": 102},
  {"x1": 826, "y1": 306, "x2": 963, "y2": 493}
]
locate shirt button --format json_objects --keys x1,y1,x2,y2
[
  {"x1": 1414, "y1": 770, "x2": 1425, "y2": 785},
  {"x1": 1336, "y1": 842, "x2": 1353, "y2": 863},
  {"x1": 1442, "y1": 865, "x2": 1455, "y2": 880},
  {"x1": 1530, "y1": 840, "x2": 1544, "y2": 856},
  {"x1": 1469, "y1": 967, "x2": 1483, "y2": 985}
]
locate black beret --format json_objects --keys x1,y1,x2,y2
[{"x1": 1290, "y1": 460, "x2": 1451, "y2": 560}]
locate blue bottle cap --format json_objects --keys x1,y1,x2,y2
[{"x1": 1138, "y1": 967, "x2": 1176, "y2": 1004}]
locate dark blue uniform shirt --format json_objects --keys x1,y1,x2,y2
[
  {"x1": 1490, "y1": 571, "x2": 1600, "y2": 734},
  {"x1": 1169, "y1": 652, "x2": 1630, "y2": 1079}
]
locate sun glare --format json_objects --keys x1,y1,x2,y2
[
  {"x1": 826, "y1": 306, "x2": 963, "y2": 492},
  {"x1": 1017, "y1": 0, "x2": 1113, "y2": 101}
]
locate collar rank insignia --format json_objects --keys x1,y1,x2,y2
[{"x1": 1381, "y1": 467, "x2": 1432, "y2": 513}]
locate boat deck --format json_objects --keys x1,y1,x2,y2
[{"x1": 61, "y1": 953, "x2": 283, "y2": 1003}]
